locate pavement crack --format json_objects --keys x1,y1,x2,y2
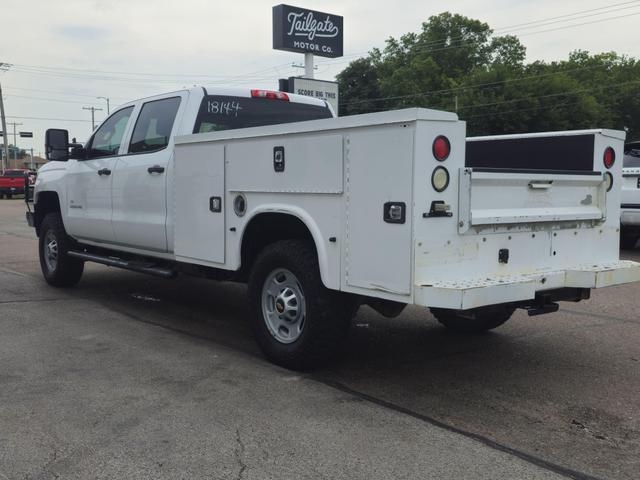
[
  {"x1": 234, "y1": 428, "x2": 247, "y2": 480},
  {"x1": 312, "y1": 376, "x2": 607, "y2": 480},
  {"x1": 0, "y1": 298, "x2": 70, "y2": 306}
]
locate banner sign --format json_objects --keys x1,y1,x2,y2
[
  {"x1": 287, "y1": 77, "x2": 339, "y2": 115},
  {"x1": 272, "y1": 4, "x2": 343, "y2": 58}
]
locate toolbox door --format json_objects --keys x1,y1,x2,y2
[
  {"x1": 174, "y1": 142, "x2": 225, "y2": 264},
  {"x1": 344, "y1": 125, "x2": 414, "y2": 296}
]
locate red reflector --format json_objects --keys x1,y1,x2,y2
[
  {"x1": 433, "y1": 136, "x2": 451, "y2": 161},
  {"x1": 603, "y1": 147, "x2": 615, "y2": 169},
  {"x1": 251, "y1": 89, "x2": 289, "y2": 101}
]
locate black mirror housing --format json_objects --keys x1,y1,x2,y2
[{"x1": 45, "y1": 128, "x2": 70, "y2": 161}]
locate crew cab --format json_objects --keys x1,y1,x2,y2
[
  {"x1": 0, "y1": 169, "x2": 30, "y2": 199},
  {"x1": 621, "y1": 141, "x2": 640, "y2": 249},
  {"x1": 28, "y1": 86, "x2": 640, "y2": 369}
]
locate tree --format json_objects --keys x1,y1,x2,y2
[{"x1": 336, "y1": 12, "x2": 639, "y2": 139}]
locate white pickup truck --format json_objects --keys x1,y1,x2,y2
[
  {"x1": 621, "y1": 142, "x2": 640, "y2": 249},
  {"x1": 29, "y1": 85, "x2": 640, "y2": 369}
]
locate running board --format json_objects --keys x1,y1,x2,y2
[{"x1": 67, "y1": 251, "x2": 177, "y2": 279}]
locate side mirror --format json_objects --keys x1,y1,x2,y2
[{"x1": 45, "y1": 128, "x2": 70, "y2": 161}]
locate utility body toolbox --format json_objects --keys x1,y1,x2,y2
[{"x1": 173, "y1": 109, "x2": 640, "y2": 311}]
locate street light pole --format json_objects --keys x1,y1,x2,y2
[
  {"x1": 82, "y1": 106, "x2": 103, "y2": 130},
  {"x1": 97, "y1": 96, "x2": 110, "y2": 115}
]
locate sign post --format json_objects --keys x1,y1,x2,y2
[{"x1": 273, "y1": 4, "x2": 343, "y2": 111}]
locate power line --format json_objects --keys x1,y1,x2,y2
[
  {"x1": 316, "y1": 3, "x2": 640, "y2": 69},
  {"x1": 339, "y1": 64, "x2": 621, "y2": 108},
  {"x1": 4, "y1": 93, "x2": 97, "y2": 105},
  {"x1": 5, "y1": 115, "x2": 93, "y2": 123}
]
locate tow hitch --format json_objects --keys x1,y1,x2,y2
[{"x1": 521, "y1": 288, "x2": 590, "y2": 316}]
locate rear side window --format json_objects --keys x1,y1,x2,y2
[
  {"x1": 193, "y1": 95, "x2": 332, "y2": 134},
  {"x1": 87, "y1": 106, "x2": 134, "y2": 159},
  {"x1": 129, "y1": 97, "x2": 181, "y2": 154}
]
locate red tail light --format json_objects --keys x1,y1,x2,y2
[
  {"x1": 433, "y1": 136, "x2": 450, "y2": 161},
  {"x1": 251, "y1": 89, "x2": 289, "y2": 101},
  {"x1": 603, "y1": 147, "x2": 615, "y2": 169}
]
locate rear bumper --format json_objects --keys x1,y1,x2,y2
[{"x1": 415, "y1": 260, "x2": 640, "y2": 310}]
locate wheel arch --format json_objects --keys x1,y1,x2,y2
[
  {"x1": 34, "y1": 191, "x2": 62, "y2": 236},
  {"x1": 238, "y1": 206, "x2": 334, "y2": 289}
]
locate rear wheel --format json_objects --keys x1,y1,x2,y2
[
  {"x1": 621, "y1": 234, "x2": 639, "y2": 250},
  {"x1": 430, "y1": 305, "x2": 515, "y2": 333},
  {"x1": 6, "y1": 193, "x2": 12, "y2": 199},
  {"x1": 38, "y1": 213, "x2": 84, "y2": 287},
  {"x1": 248, "y1": 240, "x2": 353, "y2": 370}
]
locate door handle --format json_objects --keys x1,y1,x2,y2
[
  {"x1": 147, "y1": 165, "x2": 165, "y2": 174},
  {"x1": 97, "y1": 168, "x2": 111, "y2": 176}
]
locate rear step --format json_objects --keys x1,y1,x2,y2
[{"x1": 68, "y1": 251, "x2": 177, "y2": 279}]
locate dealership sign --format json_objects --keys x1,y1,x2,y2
[{"x1": 272, "y1": 4, "x2": 343, "y2": 58}]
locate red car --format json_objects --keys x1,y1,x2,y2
[{"x1": 0, "y1": 169, "x2": 32, "y2": 199}]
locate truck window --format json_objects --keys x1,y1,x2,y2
[
  {"x1": 193, "y1": 95, "x2": 332, "y2": 134},
  {"x1": 86, "y1": 106, "x2": 134, "y2": 159},
  {"x1": 129, "y1": 97, "x2": 181, "y2": 154}
]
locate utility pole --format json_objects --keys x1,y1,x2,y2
[
  {"x1": 97, "y1": 96, "x2": 110, "y2": 115},
  {"x1": 7, "y1": 122, "x2": 22, "y2": 161},
  {"x1": 0, "y1": 83, "x2": 8, "y2": 174},
  {"x1": 83, "y1": 106, "x2": 103, "y2": 130},
  {"x1": 0, "y1": 62, "x2": 10, "y2": 174}
]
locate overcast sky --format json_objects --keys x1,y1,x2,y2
[{"x1": 1, "y1": 0, "x2": 639, "y2": 156}]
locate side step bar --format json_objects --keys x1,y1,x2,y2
[{"x1": 67, "y1": 251, "x2": 177, "y2": 279}]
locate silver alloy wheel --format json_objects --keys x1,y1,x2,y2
[
  {"x1": 43, "y1": 229, "x2": 59, "y2": 272},
  {"x1": 261, "y1": 268, "x2": 307, "y2": 344}
]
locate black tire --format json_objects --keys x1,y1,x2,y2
[
  {"x1": 248, "y1": 240, "x2": 353, "y2": 370},
  {"x1": 430, "y1": 305, "x2": 515, "y2": 333},
  {"x1": 38, "y1": 212, "x2": 84, "y2": 287},
  {"x1": 621, "y1": 234, "x2": 638, "y2": 250},
  {"x1": 6, "y1": 193, "x2": 11, "y2": 199}
]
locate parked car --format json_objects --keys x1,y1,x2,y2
[
  {"x1": 620, "y1": 142, "x2": 640, "y2": 249},
  {"x1": 0, "y1": 169, "x2": 31, "y2": 199}
]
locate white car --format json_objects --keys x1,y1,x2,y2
[{"x1": 621, "y1": 142, "x2": 640, "y2": 249}]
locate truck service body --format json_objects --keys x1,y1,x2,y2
[{"x1": 29, "y1": 86, "x2": 640, "y2": 368}]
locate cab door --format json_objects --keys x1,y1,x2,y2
[
  {"x1": 65, "y1": 106, "x2": 135, "y2": 243},
  {"x1": 111, "y1": 95, "x2": 184, "y2": 252}
]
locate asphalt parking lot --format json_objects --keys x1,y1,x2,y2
[{"x1": 1, "y1": 199, "x2": 639, "y2": 480}]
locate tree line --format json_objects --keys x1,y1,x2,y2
[{"x1": 336, "y1": 12, "x2": 640, "y2": 141}]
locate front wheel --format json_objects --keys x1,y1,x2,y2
[
  {"x1": 430, "y1": 305, "x2": 515, "y2": 333},
  {"x1": 38, "y1": 213, "x2": 84, "y2": 287},
  {"x1": 248, "y1": 240, "x2": 353, "y2": 370}
]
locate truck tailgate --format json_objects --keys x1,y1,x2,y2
[{"x1": 458, "y1": 169, "x2": 606, "y2": 233}]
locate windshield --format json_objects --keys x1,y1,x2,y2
[
  {"x1": 624, "y1": 149, "x2": 640, "y2": 168},
  {"x1": 193, "y1": 95, "x2": 332, "y2": 134}
]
